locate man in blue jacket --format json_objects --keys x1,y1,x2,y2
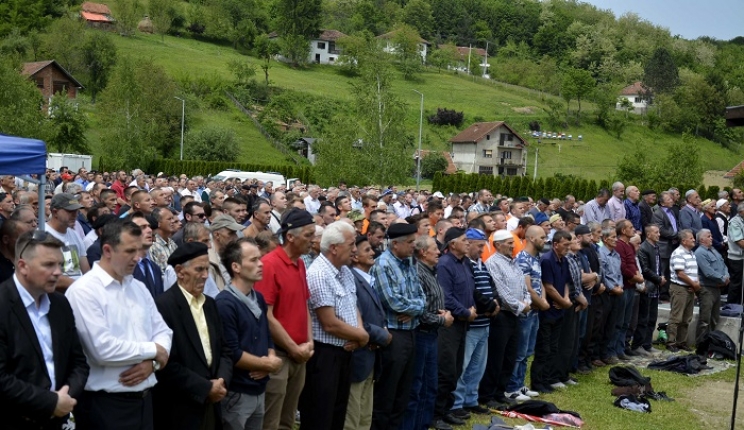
[
  {"x1": 346, "y1": 235, "x2": 391, "y2": 430},
  {"x1": 216, "y1": 238, "x2": 283, "y2": 430}
]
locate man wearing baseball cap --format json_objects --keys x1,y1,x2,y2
[{"x1": 46, "y1": 193, "x2": 90, "y2": 289}]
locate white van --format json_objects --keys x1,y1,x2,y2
[{"x1": 211, "y1": 170, "x2": 287, "y2": 187}]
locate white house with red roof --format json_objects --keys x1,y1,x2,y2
[
  {"x1": 616, "y1": 81, "x2": 648, "y2": 114},
  {"x1": 449, "y1": 121, "x2": 527, "y2": 177},
  {"x1": 269, "y1": 30, "x2": 347, "y2": 65}
]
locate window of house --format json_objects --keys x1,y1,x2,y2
[
  {"x1": 36, "y1": 78, "x2": 44, "y2": 88},
  {"x1": 482, "y1": 149, "x2": 493, "y2": 158},
  {"x1": 634, "y1": 97, "x2": 642, "y2": 103},
  {"x1": 479, "y1": 166, "x2": 493, "y2": 175},
  {"x1": 506, "y1": 167, "x2": 517, "y2": 176},
  {"x1": 52, "y1": 81, "x2": 67, "y2": 95},
  {"x1": 501, "y1": 151, "x2": 512, "y2": 159},
  {"x1": 486, "y1": 134, "x2": 490, "y2": 140},
  {"x1": 317, "y1": 42, "x2": 326, "y2": 49}
]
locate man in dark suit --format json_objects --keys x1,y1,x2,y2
[
  {"x1": 652, "y1": 191, "x2": 680, "y2": 301},
  {"x1": 0, "y1": 230, "x2": 89, "y2": 429},
  {"x1": 638, "y1": 190, "x2": 656, "y2": 239},
  {"x1": 346, "y1": 235, "x2": 391, "y2": 430},
  {"x1": 633, "y1": 225, "x2": 666, "y2": 356},
  {"x1": 130, "y1": 212, "x2": 165, "y2": 298},
  {"x1": 153, "y1": 242, "x2": 233, "y2": 430}
]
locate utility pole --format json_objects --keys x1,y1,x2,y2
[
  {"x1": 174, "y1": 97, "x2": 185, "y2": 160},
  {"x1": 413, "y1": 89, "x2": 424, "y2": 191},
  {"x1": 533, "y1": 147, "x2": 538, "y2": 180}
]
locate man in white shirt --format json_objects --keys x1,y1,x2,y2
[
  {"x1": 269, "y1": 191, "x2": 288, "y2": 234},
  {"x1": 181, "y1": 179, "x2": 203, "y2": 203},
  {"x1": 66, "y1": 220, "x2": 173, "y2": 430},
  {"x1": 46, "y1": 193, "x2": 91, "y2": 290},
  {"x1": 304, "y1": 185, "x2": 321, "y2": 214}
]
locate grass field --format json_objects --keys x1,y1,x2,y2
[
  {"x1": 96, "y1": 31, "x2": 742, "y2": 181},
  {"x1": 459, "y1": 358, "x2": 742, "y2": 430}
]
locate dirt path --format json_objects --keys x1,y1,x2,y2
[{"x1": 684, "y1": 379, "x2": 744, "y2": 429}]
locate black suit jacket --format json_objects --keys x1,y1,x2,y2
[
  {"x1": 153, "y1": 284, "x2": 233, "y2": 430},
  {"x1": 639, "y1": 200, "x2": 654, "y2": 232},
  {"x1": 350, "y1": 269, "x2": 388, "y2": 383},
  {"x1": 0, "y1": 278, "x2": 89, "y2": 430},
  {"x1": 133, "y1": 258, "x2": 165, "y2": 298},
  {"x1": 638, "y1": 241, "x2": 663, "y2": 295}
]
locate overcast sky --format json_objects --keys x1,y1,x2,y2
[{"x1": 579, "y1": 0, "x2": 743, "y2": 41}]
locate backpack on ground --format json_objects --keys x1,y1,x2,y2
[
  {"x1": 695, "y1": 329, "x2": 737, "y2": 360},
  {"x1": 647, "y1": 354, "x2": 711, "y2": 374}
]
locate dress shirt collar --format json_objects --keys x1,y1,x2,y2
[
  {"x1": 178, "y1": 284, "x2": 206, "y2": 309},
  {"x1": 315, "y1": 253, "x2": 340, "y2": 278},
  {"x1": 387, "y1": 249, "x2": 412, "y2": 267},
  {"x1": 685, "y1": 203, "x2": 698, "y2": 213},
  {"x1": 353, "y1": 266, "x2": 374, "y2": 286},
  {"x1": 91, "y1": 261, "x2": 134, "y2": 288},
  {"x1": 13, "y1": 274, "x2": 50, "y2": 313}
]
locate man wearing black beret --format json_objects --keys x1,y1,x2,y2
[
  {"x1": 152, "y1": 242, "x2": 233, "y2": 430},
  {"x1": 370, "y1": 222, "x2": 426, "y2": 430}
]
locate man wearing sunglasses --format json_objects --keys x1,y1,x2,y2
[
  {"x1": 46, "y1": 193, "x2": 91, "y2": 290},
  {"x1": 0, "y1": 230, "x2": 90, "y2": 428}
]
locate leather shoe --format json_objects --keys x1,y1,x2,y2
[
  {"x1": 591, "y1": 359, "x2": 606, "y2": 367},
  {"x1": 429, "y1": 419, "x2": 454, "y2": 430},
  {"x1": 465, "y1": 405, "x2": 490, "y2": 415},
  {"x1": 603, "y1": 356, "x2": 619, "y2": 365},
  {"x1": 443, "y1": 413, "x2": 465, "y2": 426},
  {"x1": 617, "y1": 353, "x2": 630, "y2": 361},
  {"x1": 450, "y1": 409, "x2": 471, "y2": 420},
  {"x1": 678, "y1": 343, "x2": 692, "y2": 352}
]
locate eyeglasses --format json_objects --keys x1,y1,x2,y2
[
  {"x1": 19, "y1": 230, "x2": 49, "y2": 259},
  {"x1": 196, "y1": 213, "x2": 206, "y2": 219}
]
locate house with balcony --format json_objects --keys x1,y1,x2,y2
[{"x1": 449, "y1": 121, "x2": 527, "y2": 177}]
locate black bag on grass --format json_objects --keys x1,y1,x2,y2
[
  {"x1": 506, "y1": 400, "x2": 581, "y2": 418},
  {"x1": 608, "y1": 366, "x2": 651, "y2": 387},
  {"x1": 695, "y1": 330, "x2": 736, "y2": 360},
  {"x1": 647, "y1": 354, "x2": 711, "y2": 374}
]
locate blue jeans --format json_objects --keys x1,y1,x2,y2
[
  {"x1": 506, "y1": 313, "x2": 539, "y2": 393},
  {"x1": 451, "y1": 326, "x2": 489, "y2": 409},
  {"x1": 402, "y1": 330, "x2": 438, "y2": 430},
  {"x1": 613, "y1": 289, "x2": 636, "y2": 356}
]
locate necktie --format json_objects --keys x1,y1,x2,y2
[{"x1": 140, "y1": 258, "x2": 157, "y2": 294}]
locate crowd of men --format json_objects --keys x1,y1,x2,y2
[{"x1": 1, "y1": 167, "x2": 742, "y2": 430}]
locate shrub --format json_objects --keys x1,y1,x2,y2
[
  {"x1": 184, "y1": 126, "x2": 239, "y2": 162},
  {"x1": 428, "y1": 108, "x2": 464, "y2": 127}
]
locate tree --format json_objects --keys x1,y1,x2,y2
[
  {"x1": 390, "y1": 25, "x2": 424, "y2": 80},
  {"x1": 420, "y1": 152, "x2": 448, "y2": 179},
  {"x1": 184, "y1": 126, "x2": 238, "y2": 161},
  {"x1": 642, "y1": 47, "x2": 680, "y2": 106},
  {"x1": 149, "y1": 0, "x2": 176, "y2": 42},
  {"x1": 401, "y1": 0, "x2": 434, "y2": 38},
  {"x1": 0, "y1": 59, "x2": 47, "y2": 140},
  {"x1": 313, "y1": 42, "x2": 412, "y2": 186},
  {"x1": 561, "y1": 68, "x2": 595, "y2": 118},
  {"x1": 97, "y1": 56, "x2": 181, "y2": 170},
  {"x1": 0, "y1": 28, "x2": 29, "y2": 64},
  {"x1": 41, "y1": 17, "x2": 87, "y2": 75},
  {"x1": 47, "y1": 94, "x2": 89, "y2": 154},
  {"x1": 82, "y1": 32, "x2": 117, "y2": 104},
  {"x1": 429, "y1": 44, "x2": 457, "y2": 73},
  {"x1": 274, "y1": 0, "x2": 322, "y2": 66},
  {"x1": 337, "y1": 33, "x2": 371, "y2": 76},
  {"x1": 227, "y1": 59, "x2": 256, "y2": 86},
  {"x1": 114, "y1": 0, "x2": 143, "y2": 36},
  {"x1": 254, "y1": 34, "x2": 279, "y2": 86}
]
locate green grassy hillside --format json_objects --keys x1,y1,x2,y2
[{"x1": 98, "y1": 32, "x2": 740, "y2": 181}]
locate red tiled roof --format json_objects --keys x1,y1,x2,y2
[
  {"x1": 376, "y1": 30, "x2": 430, "y2": 45},
  {"x1": 81, "y1": 2, "x2": 112, "y2": 15},
  {"x1": 21, "y1": 60, "x2": 85, "y2": 89},
  {"x1": 449, "y1": 121, "x2": 527, "y2": 146},
  {"x1": 620, "y1": 81, "x2": 645, "y2": 96},
  {"x1": 81, "y1": 11, "x2": 114, "y2": 22},
  {"x1": 317, "y1": 29, "x2": 347, "y2": 41},
  {"x1": 416, "y1": 150, "x2": 457, "y2": 174},
  {"x1": 724, "y1": 160, "x2": 744, "y2": 179}
]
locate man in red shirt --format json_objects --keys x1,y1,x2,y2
[
  {"x1": 110, "y1": 170, "x2": 128, "y2": 214},
  {"x1": 613, "y1": 220, "x2": 644, "y2": 360},
  {"x1": 254, "y1": 208, "x2": 316, "y2": 430}
]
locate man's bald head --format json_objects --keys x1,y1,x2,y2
[{"x1": 525, "y1": 225, "x2": 545, "y2": 240}]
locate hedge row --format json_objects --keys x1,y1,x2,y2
[
  {"x1": 100, "y1": 158, "x2": 314, "y2": 184},
  {"x1": 431, "y1": 172, "x2": 727, "y2": 203}
]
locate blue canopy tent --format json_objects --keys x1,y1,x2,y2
[{"x1": 0, "y1": 134, "x2": 48, "y2": 229}]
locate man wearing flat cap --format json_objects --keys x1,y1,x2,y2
[
  {"x1": 480, "y1": 229, "x2": 532, "y2": 406},
  {"x1": 208, "y1": 214, "x2": 245, "y2": 291},
  {"x1": 432, "y1": 228, "x2": 476, "y2": 427},
  {"x1": 370, "y1": 222, "x2": 426, "y2": 430},
  {"x1": 152, "y1": 242, "x2": 233, "y2": 430},
  {"x1": 253, "y1": 208, "x2": 316, "y2": 430},
  {"x1": 638, "y1": 189, "x2": 656, "y2": 239}
]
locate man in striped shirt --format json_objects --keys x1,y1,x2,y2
[
  {"x1": 667, "y1": 229, "x2": 699, "y2": 352},
  {"x1": 450, "y1": 228, "x2": 499, "y2": 417}
]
